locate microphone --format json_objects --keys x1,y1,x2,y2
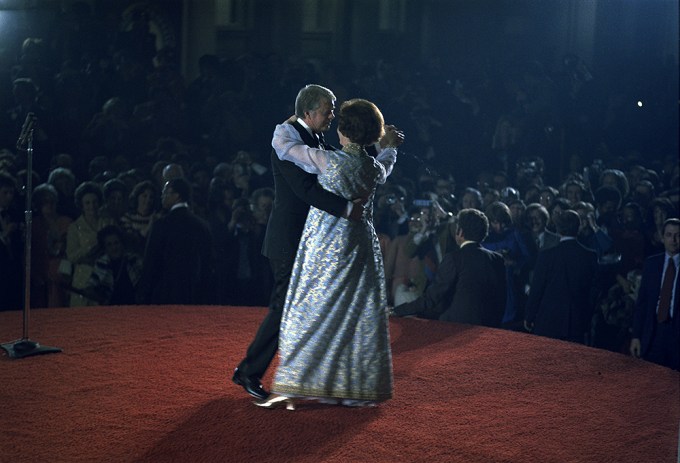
[{"x1": 16, "y1": 113, "x2": 37, "y2": 150}]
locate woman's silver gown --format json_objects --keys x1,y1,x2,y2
[{"x1": 272, "y1": 137, "x2": 394, "y2": 403}]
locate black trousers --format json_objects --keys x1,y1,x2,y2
[
  {"x1": 237, "y1": 256, "x2": 294, "y2": 379},
  {"x1": 645, "y1": 320, "x2": 680, "y2": 371}
]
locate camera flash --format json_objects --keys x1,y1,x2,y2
[{"x1": 636, "y1": 100, "x2": 643, "y2": 107}]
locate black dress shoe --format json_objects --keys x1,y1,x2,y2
[{"x1": 232, "y1": 367, "x2": 269, "y2": 400}]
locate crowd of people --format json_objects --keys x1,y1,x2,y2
[{"x1": 0, "y1": 4, "x2": 678, "y2": 378}]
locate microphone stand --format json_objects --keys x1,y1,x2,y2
[{"x1": 1, "y1": 115, "x2": 62, "y2": 359}]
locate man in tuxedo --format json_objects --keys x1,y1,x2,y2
[
  {"x1": 630, "y1": 218, "x2": 680, "y2": 370},
  {"x1": 232, "y1": 84, "x2": 402, "y2": 399},
  {"x1": 137, "y1": 177, "x2": 214, "y2": 305},
  {"x1": 231, "y1": 84, "x2": 357, "y2": 400},
  {"x1": 392, "y1": 208, "x2": 506, "y2": 327},
  {"x1": 524, "y1": 210, "x2": 599, "y2": 344}
]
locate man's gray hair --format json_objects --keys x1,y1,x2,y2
[{"x1": 295, "y1": 84, "x2": 335, "y2": 118}]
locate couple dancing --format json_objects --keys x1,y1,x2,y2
[{"x1": 232, "y1": 84, "x2": 404, "y2": 409}]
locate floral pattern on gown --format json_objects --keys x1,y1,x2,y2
[{"x1": 272, "y1": 144, "x2": 393, "y2": 402}]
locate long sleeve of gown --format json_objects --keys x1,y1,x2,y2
[
  {"x1": 272, "y1": 124, "x2": 397, "y2": 179},
  {"x1": 272, "y1": 124, "x2": 330, "y2": 174}
]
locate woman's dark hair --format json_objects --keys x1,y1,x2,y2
[
  {"x1": 337, "y1": 99, "x2": 385, "y2": 146},
  {"x1": 31, "y1": 183, "x2": 58, "y2": 211},
  {"x1": 74, "y1": 181, "x2": 103, "y2": 210},
  {"x1": 207, "y1": 177, "x2": 237, "y2": 211},
  {"x1": 128, "y1": 180, "x2": 158, "y2": 212},
  {"x1": 525, "y1": 202, "x2": 549, "y2": 224},
  {"x1": 103, "y1": 178, "x2": 128, "y2": 199},
  {"x1": 485, "y1": 201, "x2": 512, "y2": 226}
]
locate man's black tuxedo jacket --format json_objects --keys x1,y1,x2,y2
[
  {"x1": 394, "y1": 242, "x2": 507, "y2": 327},
  {"x1": 525, "y1": 239, "x2": 599, "y2": 341},
  {"x1": 261, "y1": 121, "x2": 347, "y2": 261},
  {"x1": 138, "y1": 206, "x2": 215, "y2": 304}
]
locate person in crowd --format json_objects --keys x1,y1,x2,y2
[
  {"x1": 593, "y1": 185, "x2": 622, "y2": 237},
  {"x1": 612, "y1": 202, "x2": 646, "y2": 276},
  {"x1": 523, "y1": 183, "x2": 542, "y2": 206},
  {"x1": 591, "y1": 186, "x2": 624, "y2": 292},
  {"x1": 99, "y1": 178, "x2": 128, "y2": 225},
  {"x1": 87, "y1": 155, "x2": 111, "y2": 182},
  {"x1": 631, "y1": 179, "x2": 655, "y2": 215},
  {"x1": 258, "y1": 97, "x2": 402, "y2": 409},
  {"x1": 137, "y1": 177, "x2": 215, "y2": 305},
  {"x1": 250, "y1": 187, "x2": 275, "y2": 228},
  {"x1": 630, "y1": 218, "x2": 680, "y2": 370},
  {"x1": 524, "y1": 210, "x2": 599, "y2": 344},
  {"x1": 0, "y1": 171, "x2": 23, "y2": 311},
  {"x1": 547, "y1": 197, "x2": 571, "y2": 229},
  {"x1": 212, "y1": 162, "x2": 232, "y2": 184},
  {"x1": 47, "y1": 167, "x2": 78, "y2": 220},
  {"x1": 507, "y1": 198, "x2": 526, "y2": 228},
  {"x1": 459, "y1": 187, "x2": 483, "y2": 211},
  {"x1": 573, "y1": 200, "x2": 614, "y2": 259},
  {"x1": 644, "y1": 197, "x2": 677, "y2": 256},
  {"x1": 538, "y1": 186, "x2": 558, "y2": 211},
  {"x1": 562, "y1": 178, "x2": 589, "y2": 206},
  {"x1": 599, "y1": 169, "x2": 629, "y2": 203},
  {"x1": 83, "y1": 225, "x2": 142, "y2": 305},
  {"x1": 30, "y1": 183, "x2": 72, "y2": 307},
  {"x1": 231, "y1": 149, "x2": 271, "y2": 193},
  {"x1": 402, "y1": 198, "x2": 455, "y2": 286},
  {"x1": 525, "y1": 202, "x2": 560, "y2": 251},
  {"x1": 65, "y1": 181, "x2": 114, "y2": 306},
  {"x1": 205, "y1": 177, "x2": 238, "y2": 304},
  {"x1": 434, "y1": 176, "x2": 456, "y2": 207},
  {"x1": 226, "y1": 197, "x2": 270, "y2": 306},
  {"x1": 246, "y1": 187, "x2": 276, "y2": 304},
  {"x1": 373, "y1": 184, "x2": 410, "y2": 241},
  {"x1": 482, "y1": 188, "x2": 500, "y2": 209},
  {"x1": 626, "y1": 165, "x2": 648, "y2": 191},
  {"x1": 232, "y1": 84, "x2": 367, "y2": 401},
  {"x1": 120, "y1": 180, "x2": 158, "y2": 255},
  {"x1": 392, "y1": 208, "x2": 506, "y2": 327},
  {"x1": 80, "y1": 97, "x2": 134, "y2": 161},
  {"x1": 483, "y1": 201, "x2": 531, "y2": 327},
  {"x1": 592, "y1": 268, "x2": 640, "y2": 353},
  {"x1": 185, "y1": 54, "x2": 226, "y2": 142},
  {"x1": 384, "y1": 209, "x2": 432, "y2": 307}
]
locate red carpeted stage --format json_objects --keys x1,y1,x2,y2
[{"x1": 0, "y1": 305, "x2": 678, "y2": 463}]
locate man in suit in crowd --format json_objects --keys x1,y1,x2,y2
[
  {"x1": 524, "y1": 210, "x2": 599, "y2": 344},
  {"x1": 137, "y1": 177, "x2": 214, "y2": 305},
  {"x1": 392, "y1": 208, "x2": 507, "y2": 327},
  {"x1": 232, "y1": 84, "x2": 403, "y2": 399},
  {"x1": 630, "y1": 218, "x2": 680, "y2": 370}
]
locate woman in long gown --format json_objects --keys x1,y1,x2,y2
[{"x1": 257, "y1": 99, "x2": 401, "y2": 409}]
